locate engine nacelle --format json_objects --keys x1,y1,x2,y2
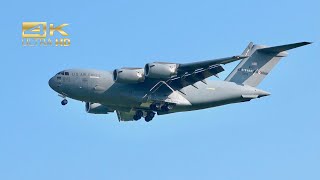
[
  {"x1": 85, "y1": 102, "x2": 113, "y2": 114},
  {"x1": 144, "y1": 62, "x2": 178, "y2": 79},
  {"x1": 113, "y1": 68, "x2": 145, "y2": 84}
]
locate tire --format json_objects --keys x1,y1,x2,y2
[
  {"x1": 61, "y1": 99, "x2": 68, "y2": 105},
  {"x1": 136, "y1": 110, "x2": 143, "y2": 117},
  {"x1": 161, "y1": 105, "x2": 169, "y2": 112},
  {"x1": 167, "y1": 104, "x2": 174, "y2": 110},
  {"x1": 145, "y1": 116, "x2": 152, "y2": 122},
  {"x1": 150, "y1": 103, "x2": 161, "y2": 111},
  {"x1": 133, "y1": 115, "x2": 141, "y2": 121},
  {"x1": 147, "y1": 111, "x2": 155, "y2": 118}
]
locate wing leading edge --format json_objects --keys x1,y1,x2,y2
[
  {"x1": 166, "y1": 55, "x2": 247, "y2": 89},
  {"x1": 178, "y1": 55, "x2": 247, "y2": 72}
]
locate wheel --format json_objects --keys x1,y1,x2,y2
[
  {"x1": 147, "y1": 111, "x2": 155, "y2": 118},
  {"x1": 145, "y1": 111, "x2": 155, "y2": 122},
  {"x1": 145, "y1": 116, "x2": 153, "y2": 122},
  {"x1": 166, "y1": 104, "x2": 174, "y2": 110},
  {"x1": 161, "y1": 103, "x2": 174, "y2": 112},
  {"x1": 149, "y1": 104, "x2": 158, "y2": 111},
  {"x1": 133, "y1": 115, "x2": 141, "y2": 121},
  {"x1": 61, "y1": 99, "x2": 68, "y2": 105},
  {"x1": 136, "y1": 110, "x2": 143, "y2": 117},
  {"x1": 155, "y1": 103, "x2": 161, "y2": 109},
  {"x1": 161, "y1": 105, "x2": 169, "y2": 112},
  {"x1": 150, "y1": 104, "x2": 156, "y2": 111},
  {"x1": 150, "y1": 103, "x2": 161, "y2": 111}
]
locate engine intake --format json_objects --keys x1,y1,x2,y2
[
  {"x1": 144, "y1": 62, "x2": 178, "y2": 79},
  {"x1": 113, "y1": 68, "x2": 145, "y2": 84},
  {"x1": 85, "y1": 102, "x2": 113, "y2": 114}
]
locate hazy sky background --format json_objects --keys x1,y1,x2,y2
[{"x1": 0, "y1": 0, "x2": 319, "y2": 180}]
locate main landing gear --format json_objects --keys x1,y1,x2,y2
[
  {"x1": 134, "y1": 103, "x2": 174, "y2": 122},
  {"x1": 149, "y1": 103, "x2": 174, "y2": 112},
  {"x1": 133, "y1": 110, "x2": 156, "y2": 122},
  {"x1": 133, "y1": 110, "x2": 143, "y2": 121},
  {"x1": 145, "y1": 111, "x2": 155, "y2": 122}
]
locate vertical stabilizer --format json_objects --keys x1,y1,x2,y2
[{"x1": 225, "y1": 42, "x2": 311, "y2": 87}]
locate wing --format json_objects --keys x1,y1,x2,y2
[
  {"x1": 141, "y1": 55, "x2": 247, "y2": 103},
  {"x1": 158, "y1": 55, "x2": 247, "y2": 90},
  {"x1": 178, "y1": 55, "x2": 247, "y2": 71},
  {"x1": 169, "y1": 63, "x2": 224, "y2": 89}
]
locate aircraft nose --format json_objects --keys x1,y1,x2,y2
[{"x1": 48, "y1": 77, "x2": 56, "y2": 90}]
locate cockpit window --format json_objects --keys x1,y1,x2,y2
[{"x1": 56, "y1": 71, "x2": 69, "y2": 75}]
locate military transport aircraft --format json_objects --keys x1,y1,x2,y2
[{"x1": 49, "y1": 42, "x2": 310, "y2": 122}]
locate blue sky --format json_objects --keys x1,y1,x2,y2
[{"x1": 0, "y1": 0, "x2": 319, "y2": 179}]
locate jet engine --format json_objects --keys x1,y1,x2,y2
[
  {"x1": 144, "y1": 62, "x2": 178, "y2": 79},
  {"x1": 85, "y1": 102, "x2": 113, "y2": 114},
  {"x1": 113, "y1": 68, "x2": 145, "y2": 84}
]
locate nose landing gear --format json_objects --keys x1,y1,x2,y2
[
  {"x1": 58, "y1": 94, "x2": 68, "y2": 106},
  {"x1": 61, "y1": 99, "x2": 68, "y2": 105}
]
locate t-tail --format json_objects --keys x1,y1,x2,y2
[{"x1": 225, "y1": 42, "x2": 311, "y2": 87}]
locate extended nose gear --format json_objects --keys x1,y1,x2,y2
[
  {"x1": 58, "y1": 94, "x2": 68, "y2": 106},
  {"x1": 61, "y1": 99, "x2": 68, "y2": 106}
]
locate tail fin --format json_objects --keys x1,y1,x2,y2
[{"x1": 225, "y1": 42, "x2": 311, "y2": 87}]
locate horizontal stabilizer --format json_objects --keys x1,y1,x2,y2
[{"x1": 257, "y1": 42, "x2": 311, "y2": 53}]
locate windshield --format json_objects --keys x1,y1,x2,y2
[{"x1": 56, "y1": 71, "x2": 70, "y2": 76}]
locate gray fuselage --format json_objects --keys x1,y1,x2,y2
[{"x1": 48, "y1": 69, "x2": 270, "y2": 114}]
